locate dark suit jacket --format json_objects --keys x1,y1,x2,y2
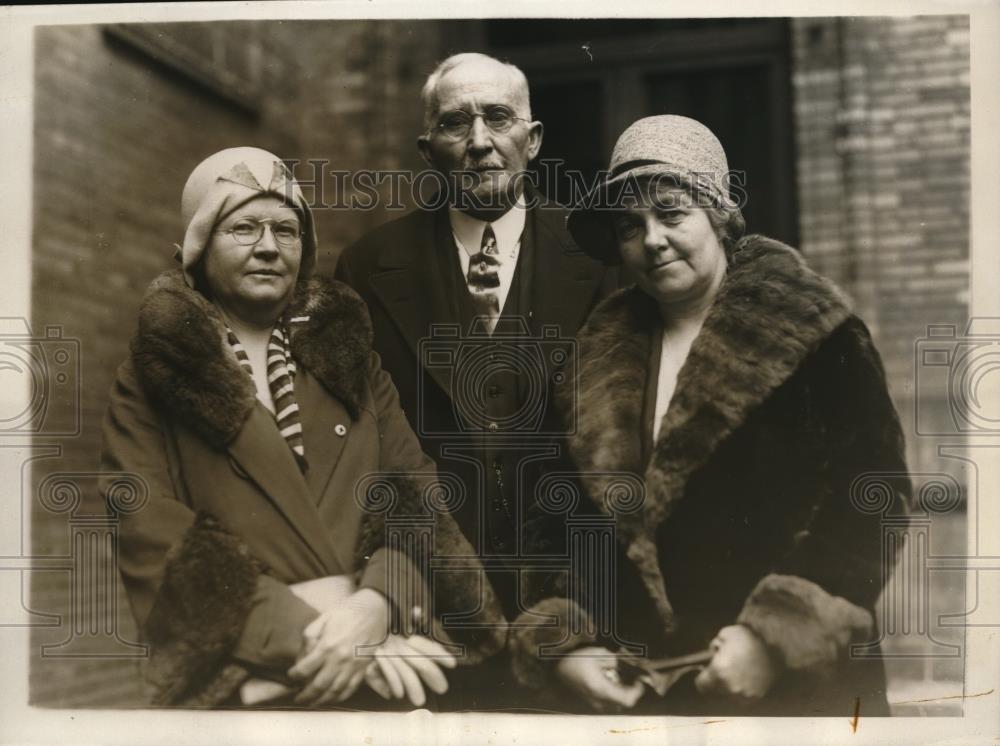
[{"x1": 336, "y1": 197, "x2": 616, "y2": 623}]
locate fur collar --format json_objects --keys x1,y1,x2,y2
[
  {"x1": 565, "y1": 235, "x2": 852, "y2": 625},
  {"x1": 131, "y1": 270, "x2": 373, "y2": 448}
]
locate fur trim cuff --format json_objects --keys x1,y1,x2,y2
[
  {"x1": 145, "y1": 512, "x2": 263, "y2": 706},
  {"x1": 736, "y1": 574, "x2": 873, "y2": 676},
  {"x1": 509, "y1": 598, "x2": 599, "y2": 691},
  {"x1": 353, "y1": 474, "x2": 507, "y2": 666}
]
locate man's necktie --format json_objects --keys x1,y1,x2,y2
[{"x1": 466, "y1": 224, "x2": 501, "y2": 334}]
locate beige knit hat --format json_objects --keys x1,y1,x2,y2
[
  {"x1": 567, "y1": 115, "x2": 737, "y2": 264},
  {"x1": 177, "y1": 147, "x2": 317, "y2": 288}
]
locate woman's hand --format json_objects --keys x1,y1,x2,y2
[
  {"x1": 695, "y1": 625, "x2": 777, "y2": 701},
  {"x1": 287, "y1": 588, "x2": 389, "y2": 706},
  {"x1": 365, "y1": 635, "x2": 457, "y2": 707},
  {"x1": 556, "y1": 647, "x2": 644, "y2": 713}
]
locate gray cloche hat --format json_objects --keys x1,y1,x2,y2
[{"x1": 567, "y1": 115, "x2": 735, "y2": 264}]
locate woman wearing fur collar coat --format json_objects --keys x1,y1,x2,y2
[
  {"x1": 101, "y1": 148, "x2": 505, "y2": 708},
  {"x1": 510, "y1": 117, "x2": 909, "y2": 716}
]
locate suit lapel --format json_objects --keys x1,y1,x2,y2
[
  {"x1": 367, "y1": 200, "x2": 605, "y2": 404},
  {"x1": 527, "y1": 205, "x2": 606, "y2": 338},
  {"x1": 368, "y1": 207, "x2": 459, "y2": 401},
  {"x1": 227, "y1": 403, "x2": 341, "y2": 572},
  {"x1": 296, "y1": 370, "x2": 363, "y2": 573},
  {"x1": 297, "y1": 371, "x2": 349, "y2": 504}
]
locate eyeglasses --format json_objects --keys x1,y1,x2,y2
[
  {"x1": 216, "y1": 217, "x2": 302, "y2": 247},
  {"x1": 431, "y1": 106, "x2": 531, "y2": 141}
]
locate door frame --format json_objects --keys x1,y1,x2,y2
[{"x1": 489, "y1": 19, "x2": 799, "y2": 245}]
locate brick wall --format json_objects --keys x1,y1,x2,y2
[
  {"x1": 290, "y1": 20, "x2": 479, "y2": 275},
  {"x1": 29, "y1": 21, "x2": 307, "y2": 708},
  {"x1": 792, "y1": 16, "x2": 970, "y2": 469},
  {"x1": 27, "y1": 20, "x2": 468, "y2": 708},
  {"x1": 791, "y1": 16, "x2": 970, "y2": 714}
]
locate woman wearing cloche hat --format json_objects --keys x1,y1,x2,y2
[
  {"x1": 100, "y1": 147, "x2": 506, "y2": 709},
  {"x1": 510, "y1": 116, "x2": 910, "y2": 715}
]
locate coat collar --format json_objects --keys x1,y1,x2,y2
[
  {"x1": 565, "y1": 236, "x2": 852, "y2": 626},
  {"x1": 131, "y1": 269, "x2": 373, "y2": 449}
]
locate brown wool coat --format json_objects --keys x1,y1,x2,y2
[
  {"x1": 101, "y1": 270, "x2": 506, "y2": 706},
  {"x1": 511, "y1": 236, "x2": 910, "y2": 716}
]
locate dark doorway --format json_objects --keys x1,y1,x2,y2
[{"x1": 488, "y1": 18, "x2": 799, "y2": 246}]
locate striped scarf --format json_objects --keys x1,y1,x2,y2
[{"x1": 226, "y1": 322, "x2": 308, "y2": 472}]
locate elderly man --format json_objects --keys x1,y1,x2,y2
[{"x1": 336, "y1": 52, "x2": 615, "y2": 710}]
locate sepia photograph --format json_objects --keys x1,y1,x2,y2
[{"x1": 1, "y1": 1, "x2": 998, "y2": 744}]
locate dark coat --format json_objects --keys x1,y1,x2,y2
[
  {"x1": 101, "y1": 269, "x2": 506, "y2": 707},
  {"x1": 510, "y1": 236, "x2": 910, "y2": 716},
  {"x1": 335, "y1": 197, "x2": 615, "y2": 614}
]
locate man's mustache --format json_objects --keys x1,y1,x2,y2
[{"x1": 461, "y1": 160, "x2": 506, "y2": 171}]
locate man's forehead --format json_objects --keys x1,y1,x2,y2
[{"x1": 434, "y1": 62, "x2": 523, "y2": 108}]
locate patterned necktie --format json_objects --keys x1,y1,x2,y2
[
  {"x1": 227, "y1": 323, "x2": 308, "y2": 473},
  {"x1": 466, "y1": 224, "x2": 501, "y2": 333}
]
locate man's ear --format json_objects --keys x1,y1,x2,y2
[
  {"x1": 416, "y1": 135, "x2": 435, "y2": 169},
  {"x1": 526, "y1": 121, "x2": 544, "y2": 162}
]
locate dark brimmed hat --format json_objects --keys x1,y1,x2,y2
[{"x1": 567, "y1": 115, "x2": 734, "y2": 264}]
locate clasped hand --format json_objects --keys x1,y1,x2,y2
[
  {"x1": 364, "y1": 633, "x2": 457, "y2": 707},
  {"x1": 287, "y1": 589, "x2": 456, "y2": 707},
  {"x1": 287, "y1": 587, "x2": 388, "y2": 706}
]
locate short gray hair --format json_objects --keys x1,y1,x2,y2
[{"x1": 420, "y1": 53, "x2": 532, "y2": 131}]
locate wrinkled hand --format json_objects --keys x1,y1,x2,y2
[
  {"x1": 556, "y1": 647, "x2": 644, "y2": 713},
  {"x1": 364, "y1": 635, "x2": 457, "y2": 707},
  {"x1": 288, "y1": 588, "x2": 389, "y2": 707},
  {"x1": 695, "y1": 625, "x2": 777, "y2": 701}
]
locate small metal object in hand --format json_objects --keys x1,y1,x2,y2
[
  {"x1": 603, "y1": 667, "x2": 622, "y2": 684},
  {"x1": 615, "y1": 648, "x2": 714, "y2": 697}
]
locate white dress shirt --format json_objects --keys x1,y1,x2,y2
[
  {"x1": 652, "y1": 319, "x2": 707, "y2": 442},
  {"x1": 652, "y1": 340, "x2": 680, "y2": 443},
  {"x1": 449, "y1": 195, "x2": 527, "y2": 315}
]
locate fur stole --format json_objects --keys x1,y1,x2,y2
[{"x1": 564, "y1": 235, "x2": 853, "y2": 626}]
